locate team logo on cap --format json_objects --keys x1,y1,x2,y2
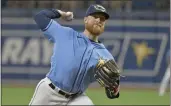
[{"x1": 94, "y1": 5, "x2": 106, "y2": 12}]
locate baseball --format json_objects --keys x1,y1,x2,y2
[{"x1": 66, "y1": 12, "x2": 74, "y2": 21}]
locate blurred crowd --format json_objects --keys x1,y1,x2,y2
[{"x1": 2, "y1": 0, "x2": 170, "y2": 11}]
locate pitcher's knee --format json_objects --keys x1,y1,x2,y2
[
  {"x1": 86, "y1": 99, "x2": 94, "y2": 105},
  {"x1": 81, "y1": 96, "x2": 94, "y2": 105}
]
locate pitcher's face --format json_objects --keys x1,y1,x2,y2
[{"x1": 84, "y1": 13, "x2": 106, "y2": 36}]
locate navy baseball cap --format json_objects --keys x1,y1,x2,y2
[{"x1": 86, "y1": 4, "x2": 110, "y2": 19}]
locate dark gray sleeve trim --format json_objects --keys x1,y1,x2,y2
[{"x1": 34, "y1": 9, "x2": 61, "y2": 31}]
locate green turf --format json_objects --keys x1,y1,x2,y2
[
  {"x1": 2, "y1": 86, "x2": 170, "y2": 105},
  {"x1": 86, "y1": 89, "x2": 170, "y2": 105}
]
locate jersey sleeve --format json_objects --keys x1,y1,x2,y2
[
  {"x1": 34, "y1": 9, "x2": 75, "y2": 43},
  {"x1": 43, "y1": 19, "x2": 73, "y2": 43}
]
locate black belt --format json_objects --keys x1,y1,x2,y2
[{"x1": 49, "y1": 83, "x2": 78, "y2": 98}]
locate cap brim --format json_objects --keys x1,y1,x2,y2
[{"x1": 89, "y1": 12, "x2": 110, "y2": 20}]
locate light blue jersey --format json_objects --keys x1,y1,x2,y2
[{"x1": 43, "y1": 19, "x2": 114, "y2": 94}]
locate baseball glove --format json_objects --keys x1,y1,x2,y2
[{"x1": 94, "y1": 59, "x2": 121, "y2": 99}]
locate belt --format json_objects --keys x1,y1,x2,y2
[{"x1": 49, "y1": 83, "x2": 78, "y2": 98}]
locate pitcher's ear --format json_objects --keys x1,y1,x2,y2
[{"x1": 84, "y1": 17, "x2": 88, "y2": 24}]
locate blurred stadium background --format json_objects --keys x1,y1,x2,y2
[{"x1": 1, "y1": 0, "x2": 170, "y2": 105}]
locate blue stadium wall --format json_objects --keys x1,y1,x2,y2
[{"x1": 2, "y1": 17, "x2": 170, "y2": 85}]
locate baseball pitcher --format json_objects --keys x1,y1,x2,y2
[{"x1": 29, "y1": 4, "x2": 121, "y2": 105}]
